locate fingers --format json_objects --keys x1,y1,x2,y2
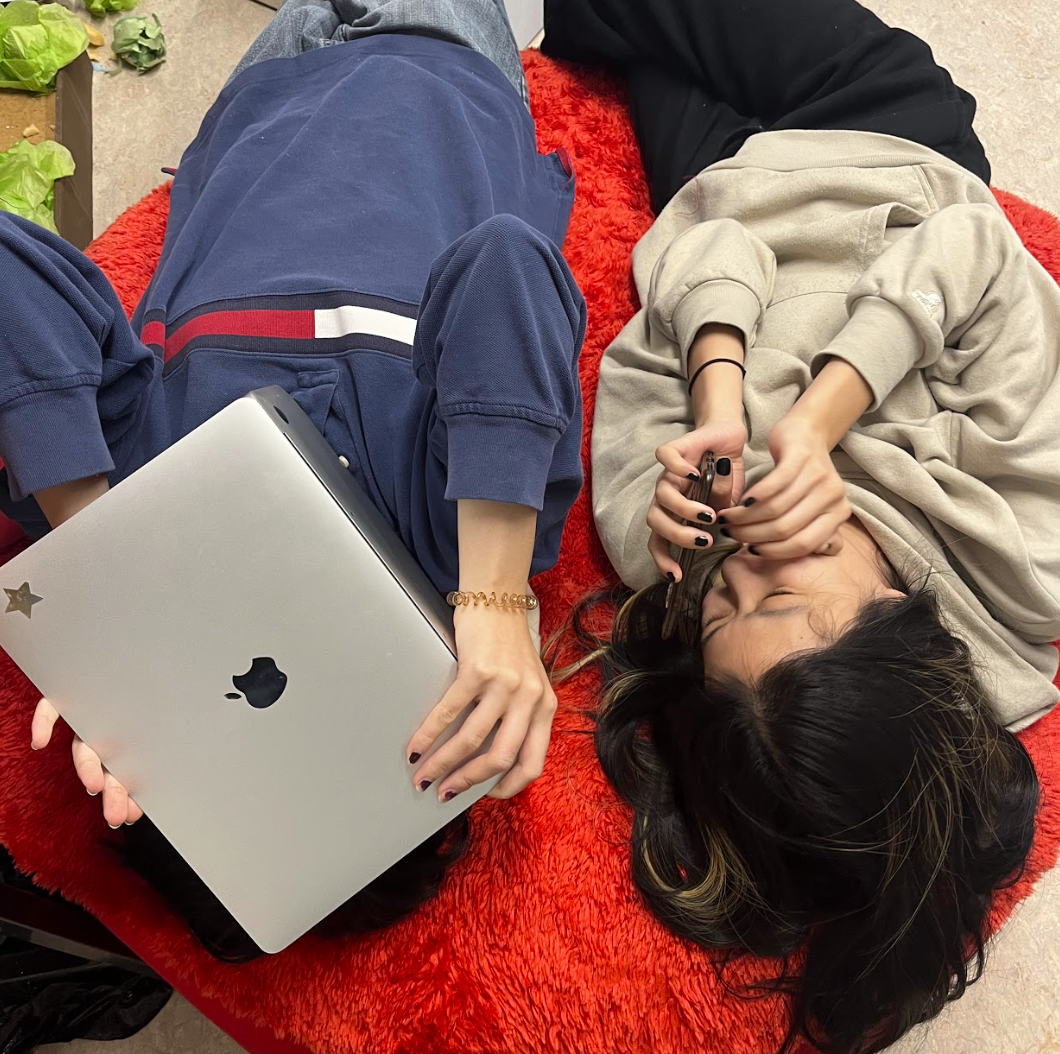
[
  {"x1": 655, "y1": 440, "x2": 704, "y2": 482},
  {"x1": 434, "y1": 700, "x2": 537, "y2": 801},
  {"x1": 488, "y1": 705, "x2": 556, "y2": 800},
  {"x1": 721, "y1": 459, "x2": 819, "y2": 528},
  {"x1": 102, "y1": 772, "x2": 129, "y2": 828},
  {"x1": 31, "y1": 698, "x2": 60, "y2": 750},
  {"x1": 412, "y1": 694, "x2": 507, "y2": 796},
  {"x1": 406, "y1": 677, "x2": 479, "y2": 767},
  {"x1": 71, "y1": 736, "x2": 106, "y2": 797},
  {"x1": 656, "y1": 476, "x2": 716, "y2": 526},
  {"x1": 738, "y1": 511, "x2": 850, "y2": 561},
  {"x1": 62, "y1": 724, "x2": 141, "y2": 827},
  {"x1": 647, "y1": 502, "x2": 714, "y2": 553},
  {"x1": 647, "y1": 469, "x2": 716, "y2": 578},
  {"x1": 648, "y1": 530, "x2": 682, "y2": 580},
  {"x1": 721, "y1": 489, "x2": 842, "y2": 546}
]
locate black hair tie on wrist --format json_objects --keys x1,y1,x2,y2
[{"x1": 687, "y1": 357, "x2": 747, "y2": 397}]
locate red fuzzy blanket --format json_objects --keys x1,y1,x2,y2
[{"x1": 1, "y1": 53, "x2": 1058, "y2": 1054}]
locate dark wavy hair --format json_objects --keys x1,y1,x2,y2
[
  {"x1": 559, "y1": 553, "x2": 1040, "y2": 1054},
  {"x1": 119, "y1": 814, "x2": 469, "y2": 963}
]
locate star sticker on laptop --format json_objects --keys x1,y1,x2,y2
[{"x1": 4, "y1": 582, "x2": 43, "y2": 619}]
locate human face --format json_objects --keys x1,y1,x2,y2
[{"x1": 700, "y1": 519, "x2": 904, "y2": 681}]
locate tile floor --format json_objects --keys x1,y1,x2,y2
[{"x1": 39, "y1": 0, "x2": 1060, "y2": 1051}]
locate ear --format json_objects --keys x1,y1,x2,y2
[{"x1": 881, "y1": 588, "x2": 906, "y2": 601}]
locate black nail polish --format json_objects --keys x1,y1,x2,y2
[
  {"x1": 697, "y1": 511, "x2": 714, "y2": 524},
  {"x1": 666, "y1": 571, "x2": 676, "y2": 583},
  {"x1": 720, "y1": 527, "x2": 731, "y2": 538},
  {"x1": 687, "y1": 472, "x2": 700, "y2": 482},
  {"x1": 408, "y1": 752, "x2": 421, "y2": 765},
  {"x1": 443, "y1": 790, "x2": 458, "y2": 802},
  {"x1": 717, "y1": 515, "x2": 727, "y2": 526},
  {"x1": 749, "y1": 546, "x2": 761, "y2": 556},
  {"x1": 695, "y1": 535, "x2": 710, "y2": 547},
  {"x1": 742, "y1": 497, "x2": 756, "y2": 507},
  {"x1": 418, "y1": 780, "x2": 432, "y2": 792},
  {"x1": 716, "y1": 458, "x2": 732, "y2": 476}
]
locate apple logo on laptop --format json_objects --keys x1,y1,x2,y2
[{"x1": 225, "y1": 657, "x2": 287, "y2": 709}]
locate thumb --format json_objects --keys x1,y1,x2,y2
[{"x1": 710, "y1": 455, "x2": 741, "y2": 510}]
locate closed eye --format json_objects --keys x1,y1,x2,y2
[{"x1": 701, "y1": 589, "x2": 800, "y2": 644}]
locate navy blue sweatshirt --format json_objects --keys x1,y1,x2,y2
[{"x1": 0, "y1": 36, "x2": 586, "y2": 594}]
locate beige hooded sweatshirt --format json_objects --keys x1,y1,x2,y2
[{"x1": 591, "y1": 130, "x2": 1060, "y2": 730}]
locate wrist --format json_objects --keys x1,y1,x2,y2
[
  {"x1": 35, "y1": 474, "x2": 109, "y2": 529},
  {"x1": 774, "y1": 404, "x2": 831, "y2": 453},
  {"x1": 688, "y1": 326, "x2": 745, "y2": 427},
  {"x1": 689, "y1": 324, "x2": 745, "y2": 368},
  {"x1": 787, "y1": 357, "x2": 873, "y2": 450},
  {"x1": 694, "y1": 391, "x2": 745, "y2": 431},
  {"x1": 451, "y1": 588, "x2": 535, "y2": 614}
]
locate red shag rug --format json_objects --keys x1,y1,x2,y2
[{"x1": 1, "y1": 53, "x2": 1058, "y2": 1054}]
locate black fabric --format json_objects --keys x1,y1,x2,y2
[
  {"x1": 0, "y1": 951, "x2": 172, "y2": 1054},
  {"x1": 542, "y1": 0, "x2": 991, "y2": 212},
  {"x1": 0, "y1": 848, "x2": 172, "y2": 1054}
]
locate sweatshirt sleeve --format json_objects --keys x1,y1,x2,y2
[
  {"x1": 591, "y1": 219, "x2": 774, "y2": 589},
  {"x1": 645, "y1": 218, "x2": 776, "y2": 372},
  {"x1": 813, "y1": 203, "x2": 1033, "y2": 410},
  {"x1": 412, "y1": 214, "x2": 586, "y2": 513},
  {"x1": 836, "y1": 203, "x2": 1060, "y2": 644},
  {"x1": 0, "y1": 214, "x2": 157, "y2": 503}
]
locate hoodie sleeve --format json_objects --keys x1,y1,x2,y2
[
  {"x1": 813, "y1": 203, "x2": 1039, "y2": 409},
  {"x1": 831, "y1": 203, "x2": 1060, "y2": 644},
  {"x1": 646, "y1": 218, "x2": 776, "y2": 373},
  {"x1": 590, "y1": 219, "x2": 774, "y2": 589},
  {"x1": 412, "y1": 214, "x2": 586, "y2": 514},
  {"x1": 0, "y1": 214, "x2": 157, "y2": 503}
]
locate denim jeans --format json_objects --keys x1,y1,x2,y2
[{"x1": 229, "y1": 0, "x2": 529, "y2": 106}]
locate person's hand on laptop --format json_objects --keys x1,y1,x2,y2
[
  {"x1": 406, "y1": 604, "x2": 556, "y2": 802},
  {"x1": 27, "y1": 476, "x2": 139, "y2": 827},
  {"x1": 406, "y1": 499, "x2": 557, "y2": 802},
  {"x1": 31, "y1": 699, "x2": 144, "y2": 827}
]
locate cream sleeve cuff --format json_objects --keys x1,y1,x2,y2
[
  {"x1": 671, "y1": 280, "x2": 762, "y2": 373},
  {"x1": 812, "y1": 296, "x2": 925, "y2": 411}
]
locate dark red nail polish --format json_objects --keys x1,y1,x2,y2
[
  {"x1": 687, "y1": 472, "x2": 700, "y2": 482},
  {"x1": 697, "y1": 511, "x2": 714, "y2": 524},
  {"x1": 717, "y1": 515, "x2": 728, "y2": 525},
  {"x1": 408, "y1": 752, "x2": 421, "y2": 765},
  {"x1": 749, "y1": 546, "x2": 761, "y2": 556},
  {"x1": 666, "y1": 571, "x2": 676, "y2": 583},
  {"x1": 716, "y1": 458, "x2": 732, "y2": 476},
  {"x1": 443, "y1": 790, "x2": 458, "y2": 802},
  {"x1": 418, "y1": 780, "x2": 432, "y2": 792},
  {"x1": 720, "y1": 527, "x2": 731, "y2": 538},
  {"x1": 743, "y1": 497, "x2": 756, "y2": 507},
  {"x1": 695, "y1": 535, "x2": 710, "y2": 547}
]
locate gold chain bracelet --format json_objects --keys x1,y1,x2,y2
[{"x1": 446, "y1": 590, "x2": 538, "y2": 611}]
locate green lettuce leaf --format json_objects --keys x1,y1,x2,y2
[
  {"x1": 0, "y1": 1, "x2": 89, "y2": 93},
  {"x1": 84, "y1": 0, "x2": 139, "y2": 15},
  {"x1": 112, "y1": 12, "x2": 165, "y2": 72},
  {"x1": 0, "y1": 139, "x2": 76, "y2": 233}
]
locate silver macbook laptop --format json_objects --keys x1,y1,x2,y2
[{"x1": 0, "y1": 386, "x2": 497, "y2": 953}]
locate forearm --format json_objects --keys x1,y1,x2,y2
[
  {"x1": 688, "y1": 324, "x2": 745, "y2": 427},
  {"x1": 785, "y1": 357, "x2": 873, "y2": 448},
  {"x1": 457, "y1": 499, "x2": 537, "y2": 594},
  {"x1": 35, "y1": 474, "x2": 110, "y2": 529}
]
